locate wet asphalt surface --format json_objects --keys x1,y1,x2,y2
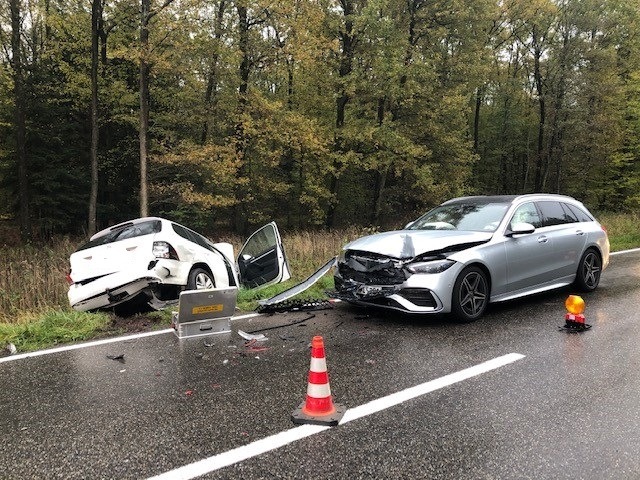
[{"x1": 1, "y1": 251, "x2": 640, "y2": 479}]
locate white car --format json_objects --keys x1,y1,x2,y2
[{"x1": 67, "y1": 217, "x2": 290, "y2": 311}]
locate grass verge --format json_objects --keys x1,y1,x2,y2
[{"x1": 0, "y1": 310, "x2": 112, "y2": 352}]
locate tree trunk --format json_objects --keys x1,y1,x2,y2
[
  {"x1": 89, "y1": 0, "x2": 101, "y2": 235},
  {"x1": 372, "y1": 96, "x2": 386, "y2": 224},
  {"x1": 473, "y1": 87, "x2": 482, "y2": 153},
  {"x1": 139, "y1": 0, "x2": 150, "y2": 217},
  {"x1": 326, "y1": 0, "x2": 357, "y2": 228},
  {"x1": 200, "y1": 0, "x2": 226, "y2": 144},
  {"x1": 10, "y1": 0, "x2": 30, "y2": 240},
  {"x1": 233, "y1": 2, "x2": 250, "y2": 234},
  {"x1": 532, "y1": 34, "x2": 546, "y2": 192}
]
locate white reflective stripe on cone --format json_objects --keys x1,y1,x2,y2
[
  {"x1": 309, "y1": 357, "x2": 327, "y2": 373},
  {"x1": 306, "y1": 382, "x2": 332, "y2": 398}
]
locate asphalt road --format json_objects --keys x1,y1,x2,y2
[{"x1": 1, "y1": 250, "x2": 640, "y2": 479}]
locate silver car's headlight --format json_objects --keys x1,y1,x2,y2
[{"x1": 406, "y1": 259, "x2": 456, "y2": 274}]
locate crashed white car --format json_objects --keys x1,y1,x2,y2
[{"x1": 67, "y1": 217, "x2": 290, "y2": 311}]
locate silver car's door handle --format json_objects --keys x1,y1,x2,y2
[
  {"x1": 537, "y1": 235, "x2": 548, "y2": 244},
  {"x1": 576, "y1": 230, "x2": 585, "y2": 235}
]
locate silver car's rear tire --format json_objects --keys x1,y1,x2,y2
[
  {"x1": 574, "y1": 249, "x2": 602, "y2": 292},
  {"x1": 187, "y1": 268, "x2": 215, "y2": 290},
  {"x1": 451, "y1": 266, "x2": 489, "y2": 322}
]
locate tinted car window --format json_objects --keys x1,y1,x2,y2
[
  {"x1": 564, "y1": 203, "x2": 594, "y2": 222},
  {"x1": 538, "y1": 201, "x2": 576, "y2": 226},
  {"x1": 172, "y1": 223, "x2": 217, "y2": 252},
  {"x1": 509, "y1": 203, "x2": 542, "y2": 229},
  {"x1": 172, "y1": 223, "x2": 190, "y2": 241},
  {"x1": 186, "y1": 229, "x2": 215, "y2": 252},
  {"x1": 559, "y1": 203, "x2": 578, "y2": 223},
  {"x1": 78, "y1": 220, "x2": 161, "y2": 251}
]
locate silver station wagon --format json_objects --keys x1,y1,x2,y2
[{"x1": 334, "y1": 194, "x2": 610, "y2": 321}]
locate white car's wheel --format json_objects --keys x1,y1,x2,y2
[{"x1": 187, "y1": 268, "x2": 215, "y2": 290}]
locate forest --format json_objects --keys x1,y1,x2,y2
[{"x1": 1, "y1": 0, "x2": 639, "y2": 239}]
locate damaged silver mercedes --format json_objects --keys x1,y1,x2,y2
[{"x1": 334, "y1": 194, "x2": 610, "y2": 321}]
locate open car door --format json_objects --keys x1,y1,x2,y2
[{"x1": 237, "y1": 222, "x2": 291, "y2": 289}]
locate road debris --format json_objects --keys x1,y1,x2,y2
[
  {"x1": 243, "y1": 339, "x2": 269, "y2": 353},
  {"x1": 245, "y1": 314, "x2": 315, "y2": 335},
  {"x1": 257, "y1": 298, "x2": 335, "y2": 314},
  {"x1": 3, "y1": 343, "x2": 17, "y2": 356},
  {"x1": 106, "y1": 354, "x2": 125, "y2": 363},
  {"x1": 237, "y1": 330, "x2": 268, "y2": 342}
]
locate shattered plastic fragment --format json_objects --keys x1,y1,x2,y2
[
  {"x1": 107, "y1": 354, "x2": 125, "y2": 362},
  {"x1": 244, "y1": 339, "x2": 269, "y2": 353},
  {"x1": 237, "y1": 330, "x2": 268, "y2": 342}
]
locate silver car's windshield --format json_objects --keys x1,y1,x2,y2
[{"x1": 408, "y1": 202, "x2": 510, "y2": 232}]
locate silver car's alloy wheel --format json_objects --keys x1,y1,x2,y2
[
  {"x1": 452, "y1": 266, "x2": 488, "y2": 322},
  {"x1": 187, "y1": 268, "x2": 215, "y2": 290},
  {"x1": 576, "y1": 249, "x2": 601, "y2": 291}
]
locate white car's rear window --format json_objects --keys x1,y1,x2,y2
[{"x1": 77, "y1": 220, "x2": 162, "y2": 251}]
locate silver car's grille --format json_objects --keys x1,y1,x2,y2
[
  {"x1": 338, "y1": 250, "x2": 408, "y2": 285},
  {"x1": 398, "y1": 288, "x2": 437, "y2": 307}
]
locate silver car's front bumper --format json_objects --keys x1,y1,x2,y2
[{"x1": 334, "y1": 261, "x2": 463, "y2": 314}]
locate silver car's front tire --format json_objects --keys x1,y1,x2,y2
[
  {"x1": 451, "y1": 266, "x2": 489, "y2": 322},
  {"x1": 574, "y1": 249, "x2": 602, "y2": 292}
]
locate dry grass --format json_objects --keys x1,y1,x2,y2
[{"x1": 0, "y1": 237, "x2": 77, "y2": 322}]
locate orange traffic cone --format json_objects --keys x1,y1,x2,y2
[{"x1": 291, "y1": 336, "x2": 346, "y2": 426}]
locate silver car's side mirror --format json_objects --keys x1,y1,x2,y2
[
  {"x1": 507, "y1": 222, "x2": 536, "y2": 236},
  {"x1": 404, "y1": 221, "x2": 414, "y2": 229}
]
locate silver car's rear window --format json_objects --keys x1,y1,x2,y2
[
  {"x1": 77, "y1": 220, "x2": 162, "y2": 251},
  {"x1": 408, "y1": 202, "x2": 510, "y2": 232}
]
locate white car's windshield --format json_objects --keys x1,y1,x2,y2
[{"x1": 408, "y1": 202, "x2": 510, "y2": 232}]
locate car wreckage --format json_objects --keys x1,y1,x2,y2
[
  {"x1": 67, "y1": 217, "x2": 290, "y2": 312},
  {"x1": 332, "y1": 194, "x2": 610, "y2": 321}
]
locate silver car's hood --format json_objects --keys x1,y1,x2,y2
[{"x1": 343, "y1": 230, "x2": 493, "y2": 259}]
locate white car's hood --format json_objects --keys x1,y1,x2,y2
[{"x1": 344, "y1": 230, "x2": 493, "y2": 259}]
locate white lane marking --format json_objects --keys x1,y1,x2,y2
[
  {"x1": 0, "y1": 313, "x2": 261, "y2": 364},
  {"x1": 147, "y1": 353, "x2": 525, "y2": 480},
  {"x1": 340, "y1": 352, "x2": 524, "y2": 424},
  {"x1": 611, "y1": 247, "x2": 640, "y2": 256}
]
